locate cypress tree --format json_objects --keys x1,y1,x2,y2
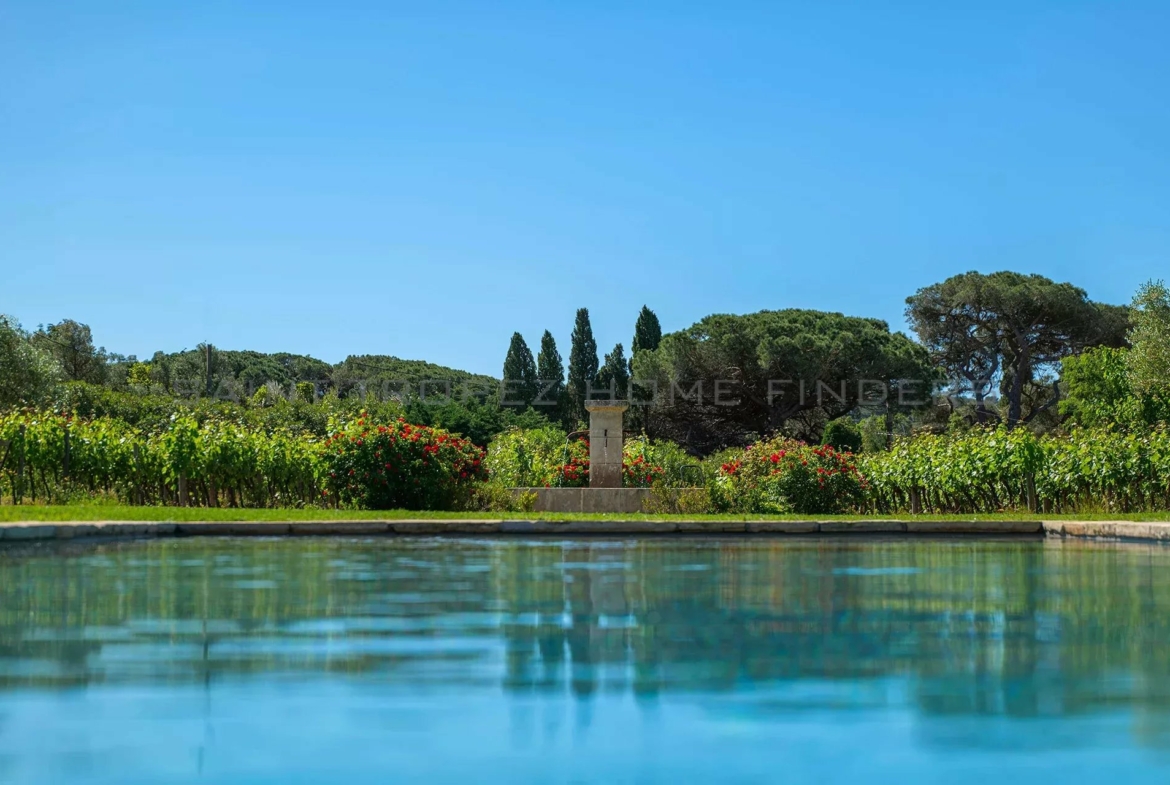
[
  {"x1": 566, "y1": 308, "x2": 599, "y2": 424},
  {"x1": 596, "y1": 343, "x2": 629, "y2": 400},
  {"x1": 629, "y1": 306, "x2": 662, "y2": 430},
  {"x1": 536, "y1": 330, "x2": 565, "y2": 420},
  {"x1": 631, "y1": 305, "x2": 662, "y2": 358},
  {"x1": 502, "y1": 332, "x2": 538, "y2": 406}
]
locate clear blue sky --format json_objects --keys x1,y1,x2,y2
[{"x1": 2, "y1": 1, "x2": 1168, "y2": 376}]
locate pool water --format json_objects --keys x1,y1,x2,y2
[{"x1": 2, "y1": 536, "x2": 1170, "y2": 783}]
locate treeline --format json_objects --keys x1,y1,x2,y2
[
  {"x1": 495, "y1": 271, "x2": 1160, "y2": 454},
  {"x1": 3, "y1": 270, "x2": 1169, "y2": 460},
  {"x1": 0, "y1": 319, "x2": 498, "y2": 407}
]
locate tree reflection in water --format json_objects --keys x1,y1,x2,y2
[{"x1": 3, "y1": 536, "x2": 1170, "y2": 748}]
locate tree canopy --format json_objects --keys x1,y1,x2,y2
[
  {"x1": 906, "y1": 271, "x2": 1122, "y2": 427},
  {"x1": 596, "y1": 343, "x2": 629, "y2": 400},
  {"x1": 0, "y1": 314, "x2": 59, "y2": 409},
  {"x1": 1127, "y1": 280, "x2": 1170, "y2": 399},
  {"x1": 633, "y1": 309, "x2": 933, "y2": 452},
  {"x1": 32, "y1": 319, "x2": 108, "y2": 385}
]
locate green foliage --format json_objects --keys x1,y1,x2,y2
[
  {"x1": 628, "y1": 306, "x2": 661, "y2": 431},
  {"x1": 470, "y1": 483, "x2": 535, "y2": 512},
  {"x1": 713, "y1": 436, "x2": 867, "y2": 514},
  {"x1": 0, "y1": 410, "x2": 325, "y2": 507},
  {"x1": 536, "y1": 330, "x2": 565, "y2": 422},
  {"x1": 822, "y1": 418, "x2": 863, "y2": 453},
  {"x1": 329, "y1": 354, "x2": 497, "y2": 402},
  {"x1": 52, "y1": 381, "x2": 336, "y2": 436},
  {"x1": 857, "y1": 413, "x2": 912, "y2": 453},
  {"x1": 566, "y1": 308, "x2": 598, "y2": 427},
  {"x1": 502, "y1": 332, "x2": 539, "y2": 406},
  {"x1": 621, "y1": 445, "x2": 665, "y2": 488},
  {"x1": 623, "y1": 435, "x2": 702, "y2": 487},
  {"x1": 147, "y1": 346, "x2": 333, "y2": 399},
  {"x1": 1060, "y1": 347, "x2": 1144, "y2": 428},
  {"x1": 126, "y1": 362, "x2": 153, "y2": 389},
  {"x1": 401, "y1": 396, "x2": 550, "y2": 449},
  {"x1": 906, "y1": 271, "x2": 1120, "y2": 427},
  {"x1": 483, "y1": 431, "x2": 680, "y2": 489},
  {"x1": 643, "y1": 485, "x2": 715, "y2": 514},
  {"x1": 324, "y1": 415, "x2": 486, "y2": 510},
  {"x1": 595, "y1": 343, "x2": 629, "y2": 400},
  {"x1": 550, "y1": 437, "x2": 668, "y2": 488},
  {"x1": 859, "y1": 426, "x2": 1170, "y2": 514},
  {"x1": 32, "y1": 319, "x2": 109, "y2": 384},
  {"x1": 631, "y1": 305, "x2": 662, "y2": 359},
  {"x1": 633, "y1": 309, "x2": 933, "y2": 453},
  {"x1": 1058, "y1": 303, "x2": 1170, "y2": 430},
  {"x1": 485, "y1": 426, "x2": 570, "y2": 488},
  {"x1": 0, "y1": 315, "x2": 59, "y2": 409},
  {"x1": 555, "y1": 440, "x2": 591, "y2": 487},
  {"x1": 1127, "y1": 280, "x2": 1170, "y2": 399}
]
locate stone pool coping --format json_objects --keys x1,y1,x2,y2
[{"x1": 0, "y1": 519, "x2": 1169, "y2": 542}]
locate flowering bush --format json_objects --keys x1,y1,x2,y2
[
  {"x1": 325, "y1": 414, "x2": 486, "y2": 510},
  {"x1": 622, "y1": 453, "x2": 665, "y2": 487},
  {"x1": 624, "y1": 436, "x2": 700, "y2": 487},
  {"x1": 714, "y1": 436, "x2": 867, "y2": 514},
  {"x1": 483, "y1": 429, "x2": 672, "y2": 488},
  {"x1": 551, "y1": 437, "x2": 667, "y2": 488},
  {"x1": 555, "y1": 438, "x2": 591, "y2": 487}
]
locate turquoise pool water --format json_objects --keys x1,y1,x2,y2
[{"x1": 2, "y1": 536, "x2": 1170, "y2": 783}]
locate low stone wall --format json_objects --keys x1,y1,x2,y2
[
  {"x1": 0, "y1": 518, "x2": 1169, "y2": 543},
  {"x1": 521, "y1": 488, "x2": 652, "y2": 514}
]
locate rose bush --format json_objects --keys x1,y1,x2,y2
[
  {"x1": 713, "y1": 436, "x2": 867, "y2": 514},
  {"x1": 553, "y1": 437, "x2": 667, "y2": 488},
  {"x1": 324, "y1": 414, "x2": 485, "y2": 510},
  {"x1": 554, "y1": 438, "x2": 591, "y2": 487}
]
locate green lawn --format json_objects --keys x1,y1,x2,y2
[{"x1": 3, "y1": 504, "x2": 1170, "y2": 523}]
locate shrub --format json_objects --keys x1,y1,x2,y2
[
  {"x1": 555, "y1": 438, "x2": 591, "y2": 487},
  {"x1": 471, "y1": 482, "x2": 536, "y2": 512},
  {"x1": 624, "y1": 436, "x2": 703, "y2": 487},
  {"x1": 858, "y1": 413, "x2": 912, "y2": 453},
  {"x1": 622, "y1": 452, "x2": 664, "y2": 487},
  {"x1": 325, "y1": 415, "x2": 485, "y2": 510},
  {"x1": 822, "y1": 418, "x2": 863, "y2": 453},
  {"x1": 644, "y1": 484, "x2": 716, "y2": 514},
  {"x1": 485, "y1": 426, "x2": 570, "y2": 488},
  {"x1": 714, "y1": 435, "x2": 866, "y2": 514},
  {"x1": 550, "y1": 437, "x2": 668, "y2": 488},
  {"x1": 620, "y1": 437, "x2": 668, "y2": 487}
]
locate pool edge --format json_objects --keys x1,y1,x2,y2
[{"x1": 1, "y1": 518, "x2": 1167, "y2": 542}]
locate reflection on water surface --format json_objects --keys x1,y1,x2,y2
[{"x1": 1, "y1": 536, "x2": 1169, "y2": 783}]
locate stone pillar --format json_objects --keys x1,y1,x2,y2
[{"x1": 585, "y1": 400, "x2": 628, "y2": 488}]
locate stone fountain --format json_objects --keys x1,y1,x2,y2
[{"x1": 524, "y1": 399, "x2": 650, "y2": 513}]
